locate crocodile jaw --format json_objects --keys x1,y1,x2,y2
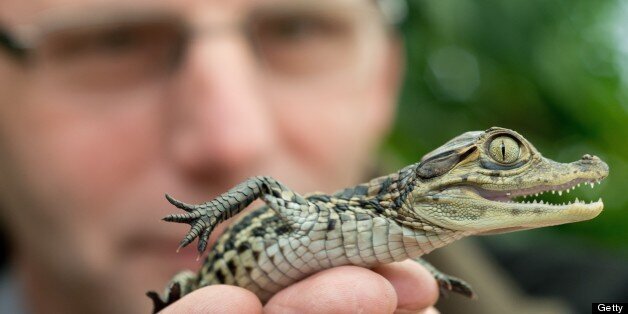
[{"x1": 413, "y1": 163, "x2": 607, "y2": 234}]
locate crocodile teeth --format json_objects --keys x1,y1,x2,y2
[
  {"x1": 590, "y1": 183, "x2": 595, "y2": 188},
  {"x1": 558, "y1": 191, "x2": 562, "y2": 196}
]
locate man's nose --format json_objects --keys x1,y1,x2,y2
[{"x1": 166, "y1": 32, "x2": 274, "y2": 179}]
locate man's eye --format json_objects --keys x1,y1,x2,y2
[
  {"x1": 255, "y1": 15, "x2": 349, "y2": 43},
  {"x1": 268, "y1": 18, "x2": 324, "y2": 40},
  {"x1": 89, "y1": 30, "x2": 141, "y2": 52},
  {"x1": 42, "y1": 23, "x2": 178, "y2": 61},
  {"x1": 68, "y1": 27, "x2": 154, "y2": 59},
  {"x1": 248, "y1": 9, "x2": 359, "y2": 77}
]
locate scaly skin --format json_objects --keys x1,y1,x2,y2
[{"x1": 147, "y1": 127, "x2": 609, "y2": 312}]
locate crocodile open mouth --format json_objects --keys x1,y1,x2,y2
[{"x1": 475, "y1": 178, "x2": 604, "y2": 207}]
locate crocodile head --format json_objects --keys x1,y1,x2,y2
[{"x1": 406, "y1": 127, "x2": 609, "y2": 234}]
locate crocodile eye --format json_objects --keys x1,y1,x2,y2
[{"x1": 488, "y1": 136, "x2": 520, "y2": 164}]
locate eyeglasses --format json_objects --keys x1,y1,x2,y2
[{"x1": 0, "y1": 1, "x2": 402, "y2": 94}]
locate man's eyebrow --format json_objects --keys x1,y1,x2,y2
[{"x1": 27, "y1": 6, "x2": 183, "y2": 32}]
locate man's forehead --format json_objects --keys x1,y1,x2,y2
[
  {"x1": 0, "y1": 0, "x2": 367, "y2": 27},
  {"x1": 0, "y1": 0, "x2": 199, "y2": 26}
]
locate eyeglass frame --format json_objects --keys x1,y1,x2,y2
[{"x1": 0, "y1": 0, "x2": 407, "y2": 63}]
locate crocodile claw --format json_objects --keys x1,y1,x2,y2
[
  {"x1": 433, "y1": 273, "x2": 476, "y2": 299},
  {"x1": 165, "y1": 194, "x2": 196, "y2": 212},
  {"x1": 163, "y1": 194, "x2": 224, "y2": 253},
  {"x1": 147, "y1": 282, "x2": 182, "y2": 314},
  {"x1": 412, "y1": 257, "x2": 477, "y2": 299}
]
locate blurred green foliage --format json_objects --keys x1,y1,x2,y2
[{"x1": 385, "y1": 0, "x2": 628, "y2": 250}]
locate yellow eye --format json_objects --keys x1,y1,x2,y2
[{"x1": 488, "y1": 136, "x2": 520, "y2": 164}]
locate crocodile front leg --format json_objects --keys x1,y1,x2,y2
[
  {"x1": 151, "y1": 176, "x2": 300, "y2": 312},
  {"x1": 163, "y1": 176, "x2": 293, "y2": 253}
]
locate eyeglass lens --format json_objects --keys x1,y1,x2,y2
[{"x1": 25, "y1": 2, "x2": 384, "y2": 93}]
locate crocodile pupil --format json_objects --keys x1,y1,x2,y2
[
  {"x1": 489, "y1": 136, "x2": 519, "y2": 164},
  {"x1": 501, "y1": 141, "x2": 506, "y2": 161}
]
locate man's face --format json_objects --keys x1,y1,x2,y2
[{"x1": 0, "y1": 0, "x2": 399, "y2": 312}]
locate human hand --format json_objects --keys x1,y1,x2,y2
[{"x1": 161, "y1": 260, "x2": 439, "y2": 314}]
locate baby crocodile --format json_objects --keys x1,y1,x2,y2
[{"x1": 148, "y1": 127, "x2": 609, "y2": 312}]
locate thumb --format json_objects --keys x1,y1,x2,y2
[{"x1": 160, "y1": 285, "x2": 263, "y2": 314}]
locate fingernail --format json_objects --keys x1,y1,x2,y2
[
  {"x1": 395, "y1": 306, "x2": 440, "y2": 314},
  {"x1": 421, "y1": 306, "x2": 440, "y2": 314}
]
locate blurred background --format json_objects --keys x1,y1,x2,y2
[
  {"x1": 1, "y1": 0, "x2": 626, "y2": 313},
  {"x1": 384, "y1": 0, "x2": 628, "y2": 313}
]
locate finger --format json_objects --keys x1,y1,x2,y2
[
  {"x1": 372, "y1": 260, "x2": 439, "y2": 312},
  {"x1": 265, "y1": 266, "x2": 397, "y2": 314},
  {"x1": 160, "y1": 285, "x2": 262, "y2": 314}
]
